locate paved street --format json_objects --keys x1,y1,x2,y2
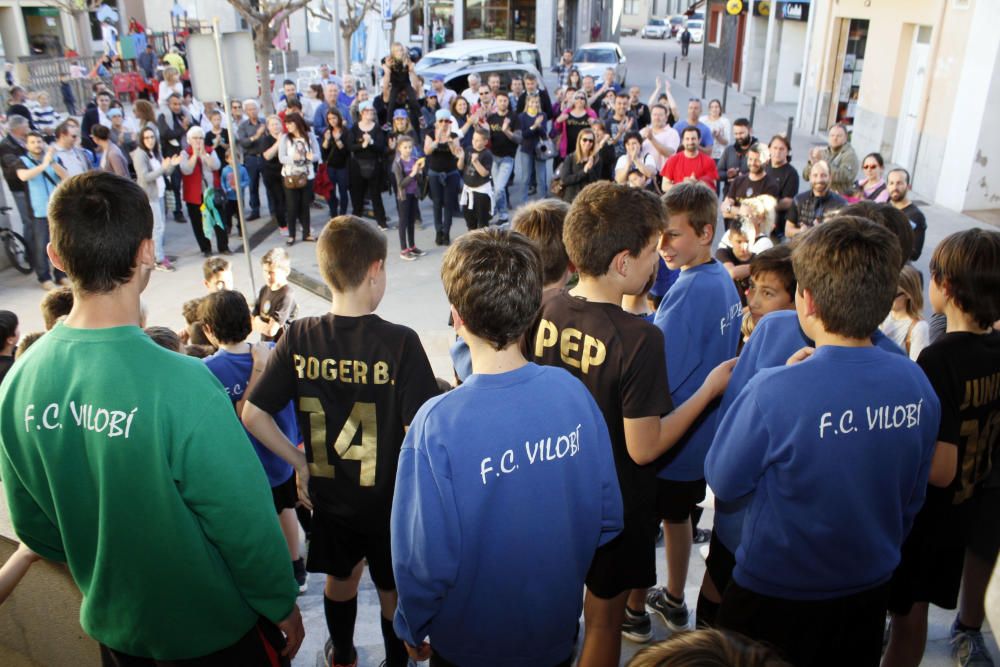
[{"x1": 0, "y1": 35, "x2": 997, "y2": 667}]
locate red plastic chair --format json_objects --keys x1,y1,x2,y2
[{"x1": 112, "y1": 73, "x2": 136, "y2": 102}]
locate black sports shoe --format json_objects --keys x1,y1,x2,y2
[
  {"x1": 647, "y1": 587, "x2": 690, "y2": 632},
  {"x1": 693, "y1": 528, "x2": 711, "y2": 544},
  {"x1": 622, "y1": 607, "x2": 653, "y2": 642},
  {"x1": 292, "y1": 557, "x2": 307, "y2": 594}
]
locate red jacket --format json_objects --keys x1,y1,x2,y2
[
  {"x1": 660, "y1": 151, "x2": 718, "y2": 190},
  {"x1": 180, "y1": 145, "x2": 219, "y2": 205}
]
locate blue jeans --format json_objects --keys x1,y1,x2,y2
[
  {"x1": 516, "y1": 151, "x2": 549, "y2": 201},
  {"x1": 243, "y1": 154, "x2": 264, "y2": 214},
  {"x1": 150, "y1": 197, "x2": 166, "y2": 262},
  {"x1": 326, "y1": 165, "x2": 350, "y2": 217},
  {"x1": 24, "y1": 216, "x2": 65, "y2": 283},
  {"x1": 491, "y1": 155, "x2": 515, "y2": 218},
  {"x1": 428, "y1": 169, "x2": 460, "y2": 235}
]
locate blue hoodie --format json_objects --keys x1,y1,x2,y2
[
  {"x1": 653, "y1": 259, "x2": 741, "y2": 481},
  {"x1": 706, "y1": 345, "x2": 940, "y2": 600},
  {"x1": 712, "y1": 309, "x2": 907, "y2": 551},
  {"x1": 392, "y1": 363, "x2": 622, "y2": 666}
]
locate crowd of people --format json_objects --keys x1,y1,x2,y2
[{"x1": 0, "y1": 35, "x2": 997, "y2": 667}]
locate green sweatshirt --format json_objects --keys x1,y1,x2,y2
[{"x1": 0, "y1": 324, "x2": 297, "y2": 659}]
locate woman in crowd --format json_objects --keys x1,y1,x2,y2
[
  {"x1": 132, "y1": 127, "x2": 182, "y2": 272},
  {"x1": 157, "y1": 66, "x2": 184, "y2": 109},
  {"x1": 517, "y1": 93, "x2": 550, "y2": 199},
  {"x1": 554, "y1": 90, "x2": 596, "y2": 169},
  {"x1": 566, "y1": 69, "x2": 583, "y2": 92},
  {"x1": 701, "y1": 98, "x2": 732, "y2": 170},
  {"x1": 766, "y1": 134, "x2": 798, "y2": 241},
  {"x1": 451, "y1": 96, "x2": 475, "y2": 151},
  {"x1": 558, "y1": 127, "x2": 602, "y2": 202},
  {"x1": 179, "y1": 126, "x2": 228, "y2": 256},
  {"x1": 879, "y1": 265, "x2": 930, "y2": 361},
  {"x1": 423, "y1": 109, "x2": 463, "y2": 246},
  {"x1": 421, "y1": 91, "x2": 440, "y2": 132},
  {"x1": 260, "y1": 114, "x2": 288, "y2": 232},
  {"x1": 348, "y1": 100, "x2": 389, "y2": 230},
  {"x1": 321, "y1": 108, "x2": 351, "y2": 217},
  {"x1": 590, "y1": 119, "x2": 617, "y2": 182},
  {"x1": 133, "y1": 99, "x2": 159, "y2": 141},
  {"x1": 278, "y1": 112, "x2": 321, "y2": 245},
  {"x1": 856, "y1": 152, "x2": 890, "y2": 202},
  {"x1": 388, "y1": 109, "x2": 422, "y2": 156}
]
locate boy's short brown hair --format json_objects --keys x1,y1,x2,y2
[
  {"x1": 662, "y1": 181, "x2": 718, "y2": 238},
  {"x1": 749, "y1": 245, "x2": 795, "y2": 297},
  {"x1": 317, "y1": 215, "x2": 387, "y2": 292},
  {"x1": 40, "y1": 286, "x2": 74, "y2": 330},
  {"x1": 564, "y1": 182, "x2": 666, "y2": 277},
  {"x1": 511, "y1": 198, "x2": 570, "y2": 286},
  {"x1": 930, "y1": 228, "x2": 1000, "y2": 329},
  {"x1": 792, "y1": 216, "x2": 900, "y2": 339},
  {"x1": 261, "y1": 247, "x2": 291, "y2": 271},
  {"x1": 144, "y1": 326, "x2": 182, "y2": 353},
  {"x1": 15, "y1": 332, "x2": 45, "y2": 360},
  {"x1": 839, "y1": 202, "x2": 912, "y2": 271},
  {"x1": 441, "y1": 228, "x2": 542, "y2": 351},
  {"x1": 627, "y1": 628, "x2": 790, "y2": 667},
  {"x1": 202, "y1": 256, "x2": 231, "y2": 281}
]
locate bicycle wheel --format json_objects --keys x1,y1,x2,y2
[{"x1": 2, "y1": 229, "x2": 33, "y2": 274}]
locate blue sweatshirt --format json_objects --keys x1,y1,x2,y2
[
  {"x1": 204, "y1": 346, "x2": 299, "y2": 486},
  {"x1": 392, "y1": 363, "x2": 622, "y2": 666},
  {"x1": 653, "y1": 259, "x2": 741, "y2": 480},
  {"x1": 705, "y1": 345, "x2": 940, "y2": 600},
  {"x1": 712, "y1": 310, "x2": 906, "y2": 550}
]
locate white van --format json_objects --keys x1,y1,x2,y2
[{"x1": 416, "y1": 40, "x2": 543, "y2": 78}]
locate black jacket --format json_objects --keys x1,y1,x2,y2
[{"x1": 0, "y1": 134, "x2": 28, "y2": 191}]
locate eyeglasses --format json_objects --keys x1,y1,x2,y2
[{"x1": 581, "y1": 138, "x2": 594, "y2": 143}]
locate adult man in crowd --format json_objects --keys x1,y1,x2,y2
[
  {"x1": 16, "y1": 132, "x2": 67, "y2": 289},
  {"x1": 718, "y1": 118, "x2": 757, "y2": 192},
  {"x1": 163, "y1": 45, "x2": 186, "y2": 75},
  {"x1": 461, "y1": 74, "x2": 482, "y2": 106},
  {"x1": 641, "y1": 104, "x2": 679, "y2": 174},
  {"x1": 0, "y1": 115, "x2": 32, "y2": 230},
  {"x1": 472, "y1": 83, "x2": 495, "y2": 117},
  {"x1": 605, "y1": 93, "x2": 636, "y2": 159},
  {"x1": 158, "y1": 93, "x2": 192, "y2": 223},
  {"x1": 721, "y1": 142, "x2": 778, "y2": 228},
  {"x1": 229, "y1": 99, "x2": 244, "y2": 131},
  {"x1": 137, "y1": 43, "x2": 157, "y2": 83},
  {"x1": 803, "y1": 124, "x2": 858, "y2": 197},
  {"x1": 81, "y1": 90, "x2": 113, "y2": 151},
  {"x1": 430, "y1": 75, "x2": 456, "y2": 112},
  {"x1": 487, "y1": 73, "x2": 503, "y2": 100},
  {"x1": 887, "y1": 167, "x2": 927, "y2": 261},
  {"x1": 339, "y1": 74, "x2": 358, "y2": 110},
  {"x1": 515, "y1": 73, "x2": 552, "y2": 117},
  {"x1": 52, "y1": 121, "x2": 93, "y2": 178},
  {"x1": 581, "y1": 75, "x2": 602, "y2": 109},
  {"x1": 628, "y1": 86, "x2": 651, "y2": 130},
  {"x1": 313, "y1": 83, "x2": 341, "y2": 135},
  {"x1": 552, "y1": 49, "x2": 576, "y2": 88},
  {"x1": 785, "y1": 160, "x2": 847, "y2": 238},
  {"x1": 5, "y1": 86, "x2": 35, "y2": 130},
  {"x1": 276, "y1": 79, "x2": 300, "y2": 112},
  {"x1": 660, "y1": 126, "x2": 718, "y2": 192},
  {"x1": 237, "y1": 98, "x2": 267, "y2": 221},
  {"x1": 680, "y1": 26, "x2": 692, "y2": 58},
  {"x1": 673, "y1": 98, "x2": 714, "y2": 156}
]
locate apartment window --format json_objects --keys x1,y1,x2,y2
[
  {"x1": 708, "y1": 7, "x2": 723, "y2": 47},
  {"x1": 624, "y1": 0, "x2": 640, "y2": 15}
]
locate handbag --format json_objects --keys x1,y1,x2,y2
[
  {"x1": 549, "y1": 161, "x2": 565, "y2": 198},
  {"x1": 283, "y1": 170, "x2": 308, "y2": 189},
  {"x1": 535, "y1": 137, "x2": 556, "y2": 161}
]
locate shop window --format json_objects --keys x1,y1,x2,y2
[
  {"x1": 708, "y1": 7, "x2": 723, "y2": 47},
  {"x1": 834, "y1": 18, "x2": 869, "y2": 129},
  {"x1": 413, "y1": 3, "x2": 456, "y2": 46},
  {"x1": 463, "y1": 0, "x2": 536, "y2": 42},
  {"x1": 625, "y1": 0, "x2": 640, "y2": 15}
]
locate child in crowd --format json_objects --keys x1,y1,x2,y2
[
  {"x1": 15, "y1": 331, "x2": 45, "y2": 359},
  {"x1": 706, "y1": 217, "x2": 941, "y2": 666},
  {"x1": 639, "y1": 181, "x2": 741, "y2": 639},
  {"x1": 144, "y1": 326, "x2": 183, "y2": 353},
  {"x1": 883, "y1": 228, "x2": 1000, "y2": 667},
  {"x1": 459, "y1": 128, "x2": 494, "y2": 231},
  {"x1": 200, "y1": 290, "x2": 307, "y2": 594},
  {"x1": 40, "y1": 287, "x2": 73, "y2": 330},
  {"x1": 390, "y1": 136, "x2": 427, "y2": 261},
  {"x1": 383, "y1": 42, "x2": 420, "y2": 126},
  {"x1": 716, "y1": 223, "x2": 754, "y2": 304},
  {"x1": 0, "y1": 310, "x2": 18, "y2": 384},
  {"x1": 879, "y1": 265, "x2": 930, "y2": 362},
  {"x1": 392, "y1": 228, "x2": 623, "y2": 667},
  {"x1": 530, "y1": 181, "x2": 733, "y2": 666},
  {"x1": 203, "y1": 256, "x2": 234, "y2": 292},
  {"x1": 243, "y1": 216, "x2": 440, "y2": 667},
  {"x1": 741, "y1": 245, "x2": 795, "y2": 343},
  {"x1": 220, "y1": 158, "x2": 250, "y2": 237},
  {"x1": 180, "y1": 296, "x2": 213, "y2": 348},
  {"x1": 627, "y1": 628, "x2": 791, "y2": 667},
  {"x1": 252, "y1": 248, "x2": 298, "y2": 343}
]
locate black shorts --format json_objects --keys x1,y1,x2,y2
[
  {"x1": 307, "y1": 509, "x2": 395, "y2": 591},
  {"x1": 887, "y1": 496, "x2": 964, "y2": 614},
  {"x1": 718, "y1": 580, "x2": 890, "y2": 667},
  {"x1": 100, "y1": 617, "x2": 287, "y2": 666},
  {"x1": 585, "y1": 514, "x2": 657, "y2": 599},
  {"x1": 705, "y1": 531, "x2": 737, "y2": 594},
  {"x1": 271, "y1": 474, "x2": 297, "y2": 513},
  {"x1": 656, "y1": 478, "x2": 707, "y2": 523}
]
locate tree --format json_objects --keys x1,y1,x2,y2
[
  {"x1": 226, "y1": 0, "x2": 311, "y2": 114},
  {"x1": 308, "y1": 0, "x2": 378, "y2": 77},
  {"x1": 42, "y1": 0, "x2": 103, "y2": 56},
  {"x1": 382, "y1": 0, "x2": 422, "y2": 37}
]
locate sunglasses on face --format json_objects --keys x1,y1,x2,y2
[
  {"x1": 581, "y1": 138, "x2": 594, "y2": 143},
  {"x1": 863, "y1": 164, "x2": 879, "y2": 169}
]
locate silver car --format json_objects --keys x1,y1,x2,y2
[
  {"x1": 641, "y1": 18, "x2": 669, "y2": 39},
  {"x1": 572, "y1": 42, "x2": 628, "y2": 87}
]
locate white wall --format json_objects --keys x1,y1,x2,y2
[
  {"x1": 774, "y1": 20, "x2": 805, "y2": 103},
  {"x1": 740, "y1": 13, "x2": 768, "y2": 92},
  {"x1": 142, "y1": 0, "x2": 241, "y2": 32},
  {"x1": 962, "y1": 44, "x2": 1000, "y2": 210}
]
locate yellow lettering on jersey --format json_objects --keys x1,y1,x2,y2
[
  {"x1": 306, "y1": 356, "x2": 320, "y2": 380},
  {"x1": 560, "y1": 328, "x2": 582, "y2": 368},
  {"x1": 581, "y1": 334, "x2": 607, "y2": 373},
  {"x1": 292, "y1": 356, "x2": 390, "y2": 384},
  {"x1": 535, "y1": 319, "x2": 558, "y2": 357},
  {"x1": 339, "y1": 359, "x2": 352, "y2": 383},
  {"x1": 374, "y1": 361, "x2": 390, "y2": 385},
  {"x1": 334, "y1": 402, "x2": 378, "y2": 486},
  {"x1": 536, "y1": 319, "x2": 607, "y2": 374},
  {"x1": 321, "y1": 358, "x2": 337, "y2": 381},
  {"x1": 299, "y1": 396, "x2": 334, "y2": 479},
  {"x1": 293, "y1": 354, "x2": 306, "y2": 378},
  {"x1": 354, "y1": 361, "x2": 368, "y2": 384}
]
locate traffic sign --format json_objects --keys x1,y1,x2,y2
[{"x1": 727, "y1": 0, "x2": 744, "y2": 14}]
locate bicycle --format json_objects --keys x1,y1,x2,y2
[{"x1": 0, "y1": 205, "x2": 32, "y2": 274}]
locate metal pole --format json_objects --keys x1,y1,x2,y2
[
  {"x1": 662, "y1": 52, "x2": 666, "y2": 72},
  {"x1": 685, "y1": 60, "x2": 691, "y2": 87},
  {"x1": 701, "y1": 72, "x2": 707, "y2": 99},
  {"x1": 423, "y1": 0, "x2": 431, "y2": 55},
  {"x1": 786, "y1": 116, "x2": 794, "y2": 144},
  {"x1": 212, "y1": 17, "x2": 256, "y2": 296},
  {"x1": 332, "y1": 0, "x2": 346, "y2": 76},
  {"x1": 722, "y1": 81, "x2": 728, "y2": 113},
  {"x1": 749, "y1": 95, "x2": 756, "y2": 126},
  {"x1": 673, "y1": 56, "x2": 678, "y2": 79}
]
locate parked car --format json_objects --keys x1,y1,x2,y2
[
  {"x1": 416, "y1": 40, "x2": 542, "y2": 78},
  {"x1": 641, "y1": 18, "x2": 669, "y2": 39},
  {"x1": 425, "y1": 61, "x2": 547, "y2": 99},
  {"x1": 621, "y1": 26, "x2": 638, "y2": 36},
  {"x1": 669, "y1": 15, "x2": 686, "y2": 37},
  {"x1": 572, "y1": 42, "x2": 628, "y2": 87},
  {"x1": 687, "y1": 20, "x2": 705, "y2": 43}
]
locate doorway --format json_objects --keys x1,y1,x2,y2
[{"x1": 893, "y1": 25, "x2": 932, "y2": 173}]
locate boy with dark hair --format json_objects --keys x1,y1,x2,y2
[
  {"x1": 243, "y1": 215, "x2": 440, "y2": 667},
  {"x1": 200, "y1": 290, "x2": 307, "y2": 594},
  {"x1": 0, "y1": 310, "x2": 18, "y2": 383},
  {"x1": 393, "y1": 228, "x2": 623, "y2": 667},
  {"x1": 742, "y1": 245, "x2": 795, "y2": 340},
  {"x1": 706, "y1": 216, "x2": 940, "y2": 666},
  {"x1": 884, "y1": 228, "x2": 1000, "y2": 667},
  {"x1": 252, "y1": 247, "x2": 298, "y2": 343},
  {"x1": 641, "y1": 181, "x2": 741, "y2": 636},
  {"x1": 203, "y1": 255, "x2": 234, "y2": 292},
  {"x1": 40, "y1": 286, "x2": 73, "y2": 330},
  {"x1": 531, "y1": 181, "x2": 734, "y2": 666},
  {"x1": 0, "y1": 172, "x2": 303, "y2": 663}
]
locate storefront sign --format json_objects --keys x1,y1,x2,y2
[
  {"x1": 778, "y1": 2, "x2": 810, "y2": 21},
  {"x1": 754, "y1": 1, "x2": 772, "y2": 17}
]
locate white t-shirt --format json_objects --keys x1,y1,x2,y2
[
  {"x1": 615, "y1": 153, "x2": 657, "y2": 183},
  {"x1": 879, "y1": 315, "x2": 930, "y2": 361},
  {"x1": 642, "y1": 126, "x2": 680, "y2": 173},
  {"x1": 700, "y1": 114, "x2": 732, "y2": 160}
]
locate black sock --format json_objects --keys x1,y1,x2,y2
[
  {"x1": 665, "y1": 590, "x2": 684, "y2": 606},
  {"x1": 295, "y1": 505, "x2": 312, "y2": 540},
  {"x1": 381, "y1": 614, "x2": 408, "y2": 667},
  {"x1": 626, "y1": 605, "x2": 646, "y2": 617},
  {"x1": 696, "y1": 591, "x2": 720, "y2": 628},
  {"x1": 324, "y1": 595, "x2": 357, "y2": 665},
  {"x1": 955, "y1": 616, "x2": 982, "y2": 633}
]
